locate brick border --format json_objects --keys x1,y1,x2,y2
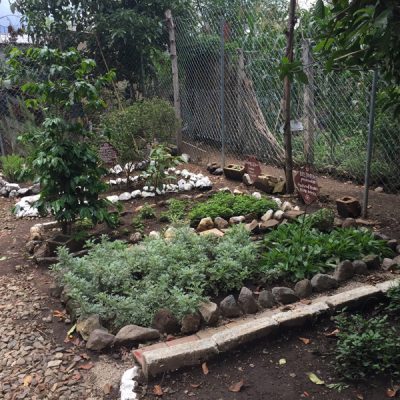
[{"x1": 134, "y1": 278, "x2": 400, "y2": 379}]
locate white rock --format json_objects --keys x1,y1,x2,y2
[
  {"x1": 107, "y1": 195, "x2": 119, "y2": 204},
  {"x1": 181, "y1": 153, "x2": 190, "y2": 163},
  {"x1": 9, "y1": 190, "x2": 18, "y2": 198},
  {"x1": 114, "y1": 164, "x2": 123, "y2": 175},
  {"x1": 142, "y1": 191, "x2": 155, "y2": 198},
  {"x1": 272, "y1": 197, "x2": 282, "y2": 208},
  {"x1": 219, "y1": 187, "x2": 231, "y2": 193},
  {"x1": 293, "y1": 206, "x2": 300, "y2": 211},
  {"x1": 124, "y1": 163, "x2": 135, "y2": 172},
  {"x1": 121, "y1": 178, "x2": 128, "y2": 184},
  {"x1": 281, "y1": 201, "x2": 292, "y2": 211},
  {"x1": 252, "y1": 192, "x2": 262, "y2": 200},
  {"x1": 181, "y1": 169, "x2": 190, "y2": 179},
  {"x1": 116, "y1": 178, "x2": 122, "y2": 184},
  {"x1": 109, "y1": 167, "x2": 115, "y2": 174},
  {"x1": 195, "y1": 177, "x2": 213, "y2": 189},
  {"x1": 168, "y1": 167, "x2": 176, "y2": 173},
  {"x1": 175, "y1": 169, "x2": 181, "y2": 175},
  {"x1": 164, "y1": 227, "x2": 177, "y2": 240},
  {"x1": 183, "y1": 182, "x2": 194, "y2": 191},
  {"x1": 178, "y1": 179, "x2": 187, "y2": 191},
  {"x1": 148, "y1": 231, "x2": 160, "y2": 239},
  {"x1": 120, "y1": 366, "x2": 139, "y2": 400},
  {"x1": 274, "y1": 210, "x2": 284, "y2": 220},
  {"x1": 6, "y1": 183, "x2": 20, "y2": 191},
  {"x1": 143, "y1": 186, "x2": 155, "y2": 192},
  {"x1": 109, "y1": 179, "x2": 117, "y2": 186},
  {"x1": 131, "y1": 190, "x2": 142, "y2": 199},
  {"x1": 118, "y1": 192, "x2": 132, "y2": 201},
  {"x1": 261, "y1": 209, "x2": 274, "y2": 222}
]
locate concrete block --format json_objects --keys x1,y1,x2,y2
[
  {"x1": 212, "y1": 317, "x2": 278, "y2": 352},
  {"x1": 375, "y1": 279, "x2": 400, "y2": 294},
  {"x1": 325, "y1": 285, "x2": 381, "y2": 310}
]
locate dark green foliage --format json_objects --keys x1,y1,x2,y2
[
  {"x1": 160, "y1": 199, "x2": 188, "y2": 223},
  {"x1": 188, "y1": 192, "x2": 278, "y2": 226},
  {"x1": 0, "y1": 154, "x2": 25, "y2": 182},
  {"x1": 334, "y1": 314, "x2": 400, "y2": 381},
  {"x1": 261, "y1": 220, "x2": 392, "y2": 281},
  {"x1": 386, "y1": 283, "x2": 400, "y2": 314},
  {"x1": 102, "y1": 98, "x2": 179, "y2": 168},
  {"x1": 306, "y1": 208, "x2": 335, "y2": 232},
  {"x1": 8, "y1": 47, "x2": 117, "y2": 233},
  {"x1": 138, "y1": 203, "x2": 156, "y2": 220},
  {"x1": 53, "y1": 225, "x2": 258, "y2": 329}
]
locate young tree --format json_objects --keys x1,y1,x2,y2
[{"x1": 8, "y1": 47, "x2": 118, "y2": 233}]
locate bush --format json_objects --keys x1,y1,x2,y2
[
  {"x1": 386, "y1": 283, "x2": 400, "y2": 314},
  {"x1": 188, "y1": 192, "x2": 278, "y2": 226},
  {"x1": 102, "y1": 98, "x2": 179, "y2": 168},
  {"x1": 261, "y1": 220, "x2": 392, "y2": 281},
  {"x1": 335, "y1": 314, "x2": 400, "y2": 381},
  {"x1": 160, "y1": 199, "x2": 188, "y2": 223},
  {"x1": 0, "y1": 154, "x2": 25, "y2": 182},
  {"x1": 53, "y1": 225, "x2": 258, "y2": 329}
]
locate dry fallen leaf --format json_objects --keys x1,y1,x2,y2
[
  {"x1": 324, "y1": 329, "x2": 340, "y2": 337},
  {"x1": 279, "y1": 358, "x2": 287, "y2": 365},
  {"x1": 190, "y1": 383, "x2": 202, "y2": 389},
  {"x1": 228, "y1": 380, "x2": 244, "y2": 393},
  {"x1": 79, "y1": 362, "x2": 94, "y2": 370},
  {"x1": 299, "y1": 337, "x2": 311, "y2": 345},
  {"x1": 307, "y1": 372, "x2": 325, "y2": 385},
  {"x1": 202, "y1": 362, "x2": 209, "y2": 375},
  {"x1": 356, "y1": 394, "x2": 364, "y2": 400},
  {"x1": 386, "y1": 387, "x2": 399, "y2": 398},
  {"x1": 23, "y1": 375, "x2": 32, "y2": 387},
  {"x1": 103, "y1": 383, "x2": 112, "y2": 395},
  {"x1": 153, "y1": 385, "x2": 163, "y2": 397}
]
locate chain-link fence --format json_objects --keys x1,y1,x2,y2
[{"x1": 172, "y1": 5, "x2": 400, "y2": 193}]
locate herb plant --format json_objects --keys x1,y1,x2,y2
[
  {"x1": 0, "y1": 154, "x2": 25, "y2": 182},
  {"x1": 188, "y1": 192, "x2": 278, "y2": 226},
  {"x1": 53, "y1": 225, "x2": 258, "y2": 329},
  {"x1": 334, "y1": 313, "x2": 400, "y2": 381},
  {"x1": 160, "y1": 199, "x2": 188, "y2": 223}
]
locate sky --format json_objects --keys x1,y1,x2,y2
[{"x1": 0, "y1": 1, "x2": 21, "y2": 32}]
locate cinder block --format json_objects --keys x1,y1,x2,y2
[
  {"x1": 141, "y1": 339, "x2": 218, "y2": 378},
  {"x1": 272, "y1": 302, "x2": 329, "y2": 328},
  {"x1": 325, "y1": 285, "x2": 381, "y2": 310},
  {"x1": 212, "y1": 317, "x2": 278, "y2": 352}
]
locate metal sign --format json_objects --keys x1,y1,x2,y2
[
  {"x1": 244, "y1": 156, "x2": 262, "y2": 180},
  {"x1": 294, "y1": 165, "x2": 319, "y2": 205}
]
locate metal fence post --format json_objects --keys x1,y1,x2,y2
[
  {"x1": 220, "y1": 15, "x2": 226, "y2": 167},
  {"x1": 362, "y1": 70, "x2": 378, "y2": 218}
]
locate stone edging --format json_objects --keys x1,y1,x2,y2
[{"x1": 133, "y1": 279, "x2": 400, "y2": 379}]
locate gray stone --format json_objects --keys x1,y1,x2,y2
[
  {"x1": 181, "y1": 313, "x2": 202, "y2": 334},
  {"x1": 382, "y1": 258, "x2": 396, "y2": 271},
  {"x1": 238, "y1": 287, "x2": 258, "y2": 314},
  {"x1": 152, "y1": 309, "x2": 180, "y2": 334},
  {"x1": 342, "y1": 218, "x2": 357, "y2": 228},
  {"x1": 49, "y1": 283, "x2": 63, "y2": 298},
  {"x1": 76, "y1": 315, "x2": 103, "y2": 341},
  {"x1": 258, "y1": 219, "x2": 280, "y2": 232},
  {"x1": 372, "y1": 232, "x2": 389, "y2": 241},
  {"x1": 229, "y1": 216, "x2": 246, "y2": 225},
  {"x1": 129, "y1": 232, "x2": 143, "y2": 244},
  {"x1": 86, "y1": 329, "x2": 114, "y2": 351},
  {"x1": 387, "y1": 239, "x2": 398, "y2": 252},
  {"x1": 198, "y1": 302, "x2": 219, "y2": 326},
  {"x1": 333, "y1": 260, "x2": 354, "y2": 282},
  {"x1": 311, "y1": 274, "x2": 338, "y2": 292},
  {"x1": 30, "y1": 183, "x2": 41, "y2": 194},
  {"x1": 220, "y1": 295, "x2": 242, "y2": 318},
  {"x1": 245, "y1": 220, "x2": 259, "y2": 234},
  {"x1": 0, "y1": 186, "x2": 8, "y2": 196},
  {"x1": 17, "y1": 188, "x2": 30, "y2": 196},
  {"x1": 214, "y1": 217, "x2": 229, "y2": 230},
  {"x1": 353, "y1": 260, "x2": 368, "y2": 275},
  {"x1": 115, "y1": 324, "x2": 160, "y2": 345},
  {"x1": 258, "y1": 290, "x2": 275, "y2": 309},
  {"x1": 213, "y1": 168, "x2": 224, "y2": 176},
  {"x1": 362, "y1": 254, "x2": 380, "y2": 269},
  {"x1": 242, "y1": 173, "x2": 253, "y2": 186},
  {"x1": 294, "y1": 279, "x2": 312, "y2": 298},
  {"x1": 272, "y1": 287, "x2": 299, "y2": 304},
  {"x1": 197, "y1": 217, "x2": 214, "y2": 232},
  {"x1": 396, "y1": 245, "x2": 400, "y2": 254}
]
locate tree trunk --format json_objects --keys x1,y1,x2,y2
[{"x1": 283, "y1": 0, "x2": 297, "y2": 194}]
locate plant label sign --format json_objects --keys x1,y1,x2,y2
[
  {"x1": 99, "y1": 142, "x2": 118, "y2": 165},
  {"x1": 294, "y1": 166, "x2": 319, "y2": 205},
  {"x1": 245, "y1": 156, "x2": 262, "y2": 180}
]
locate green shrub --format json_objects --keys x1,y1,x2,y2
[
  {"x1": 387, "y1": 283, "x2": 400, "y2": 314},
  {"x1": 53, "y1": 225, "x2": 258, "y2": 329},
  {"x1": 334, "y1": 314, "x2": 400, "y2": 381},
  {"x1": 306, "y1": 208, "x2": 335, "y2": 232},
  {"x1": 102, "y1": 98, "x2": 179, "y2": 167},
  {"x1": 0, "y1": 154, "x2": 25, "y2": 182},
  {"x1": 160, "y1": 199, "x2": 188, "y2": 223},
  {"x1": 261, "y1": 221, "x2": 392, "y2": 281},
  {"x1": 138, "y1": 203, "x2": 156, "y2": 220},
  {"x1": 188, "y1": 192, "x2": 278, "y2": 226}
]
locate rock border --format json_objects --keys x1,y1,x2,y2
[{"x1": 133, "y1": 278, "x2": 400, "y2": 378}]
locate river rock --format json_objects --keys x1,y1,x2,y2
[
  {"x1": 353, "y1": 260, "x2": 368, "y2": 275},
  {"x1": 258, "y1": 290, "x2": 275, "y2": 309},
  {"x1": 76, "y1": 315, "x2": 103, "y2": 341},
  {"x1": 311, "y1": 274, "x2": 338, "y2": 292},
  {"x1": 342, "y1": 218, "x2": 357, "y2": 228},
  {"x1": 197, "y1": 217, "x2": 214, "y2": 232},
  {"x1": 333, "y1": 260, "x2": 354, "y2": 282},
  {"x1": 214, "y1": 217, "x2": 229, "y2": 230},
  {"x1": 238, "y1": 287, "x2": 258, "y2": 314},
  {"x1": 220, "y1": 295, "x2": 241, "y2": 318},
  {"x1": 272, "y1": 287, "x2": 299, "y2": 304},
  {"x1": 362, "y1": 254, "x2": 380, "y2": 269},
  {"x1": 115, "y1": 324, "x2": 160, "y2": 345},
  {"x1": 86, "y1": 329, "x2": 115, "y2": 351},
  {"x1": 229, "y1": 216, "x2": 245, "y2": 225},
  {"x1": 152, "y1": 309, "x2": 180, "y2": 334},
  {"x1": 181, "y1": 313, "x2": 202, "y2": 334},
  {"x1": 198, "y1": 301, "x2": 219, "y2": 326},
  {"x1": 294, "y1": 279, "x2": 312, "y2": 298}
]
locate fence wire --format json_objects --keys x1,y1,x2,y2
[{"x1": 173, "y1": 6, "x2": 400, "y2": 193}]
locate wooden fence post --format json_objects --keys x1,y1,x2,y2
[{"x1": 165, "y1": 9, "x2": 182, "y2": 153}]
